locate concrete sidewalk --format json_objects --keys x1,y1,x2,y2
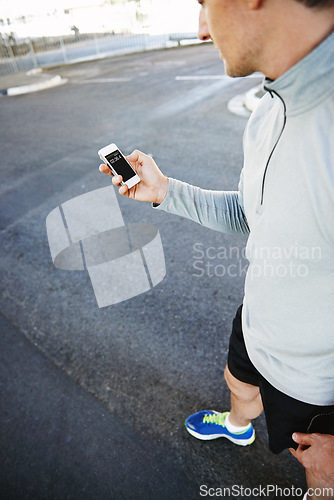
[
  {"x1": 0, "y1": 315, "x2": 198, "y2": 499},
  {"x1": 0, "y1": 69, "x2": 66, "y2": 96}
]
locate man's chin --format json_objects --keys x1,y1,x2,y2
[
  {"x1": 220, "y1": 57, "x2": 237, "y2": 78},
  {"x1": 222, "y1": 57, "x2": 254, "y2": 78},
  {"x1": 219, "y1": 55, "x2": 235, "y2": 77}
]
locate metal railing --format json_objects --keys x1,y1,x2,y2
[{"x1": 0, "y1": 30, "x2": 198, "y2": 76}]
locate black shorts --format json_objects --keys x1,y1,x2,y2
[{"x1": 227, "y1": 305, "x2": 334, "y2": 454}]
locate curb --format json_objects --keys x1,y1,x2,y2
[
  {"x1": 227, "y1": 84, "x2": 263, "y2": 118},
  {"x1": 243, "y1": 84, "x2": 264, "y2": 112},
  {"x1": 0, "y1": 69, "x2": 67, "y2": 97}
]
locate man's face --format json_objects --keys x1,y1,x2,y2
[{"x1": 198, "y1": 0, "x2": 261, "y2": 77}]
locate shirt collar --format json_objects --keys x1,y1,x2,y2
[{"x1": 263, "y1": 31, "x2": 334, "y2": 116}]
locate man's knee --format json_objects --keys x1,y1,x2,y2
[{"x1": 224, "y1": 365, "x2": 261, "y2": 403}]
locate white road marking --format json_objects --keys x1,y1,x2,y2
[
  {"x1": 175, "y1": 72, "x2": 263, "y2": 81},
  {"x1": 77, "y1": 78, "x2": 133, "y2": 84},
  {"x1": 175, "y1": 75, "x2": 227, "y2": 81},
  {"x1": 154, "y1": 77, "x2": 236, "y2": 118}
]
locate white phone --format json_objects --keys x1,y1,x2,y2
[{"x1": 98, "y1": 143, "x2": 140, "y2": 189}]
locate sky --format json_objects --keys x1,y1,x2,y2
[
  {"x1": 0, "y1": 0, "x2": 199, "y2": 37},
  {"x1": 0, "y1": 0, "x2": 104, "y2": 18}
]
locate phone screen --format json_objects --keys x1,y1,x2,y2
[{"x1": 105, "y1": 150, "x2": 135, "y2": 182}]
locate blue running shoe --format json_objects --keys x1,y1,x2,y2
[{"x1": 185, "y1": 410, "x2": 255, "y2": 446}]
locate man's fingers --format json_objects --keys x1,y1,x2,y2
[
  {"x1": 98, "y1": 164, "x2": 123, "y2": 186},
  {"x1": 292, "y1": 432, "x2": 313, "y2": 446},
  {"x1": 112, "y1": 175, "x2": 123, "y2": 186},
  {"x1": 289, "y1": 442, "x2": 309, "y2": 466},
  {"x1": 112, "y1": 175, "x2": 128, "y2": 196},
  {"x1": 119, "y1": 184, "x2": 129, "y2": 196},
  {"x1": 126, "y1": 149, "x2": 141, "y2": 163},
  {"x1": 99, "y1": 164, "x2": 112, "y2": 176},
  {"x1": 99, "y1": 164, "x2": 128, "y2": 195}
]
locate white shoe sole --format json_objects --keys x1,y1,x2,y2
[{"x1": 186, "y1": 425, "x2": 255, "y2": 446}]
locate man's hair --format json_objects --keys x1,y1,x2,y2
[{"x1": 295, "y1": 0, "x2": 334, "y2": 7}]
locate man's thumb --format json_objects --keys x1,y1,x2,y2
[{"x1": 292, "y1": 432, "x2": 312, "y2": 446}]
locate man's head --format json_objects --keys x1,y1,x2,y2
[{"x1": 198, "y1": 0, "x2": 334, "y2": 79}]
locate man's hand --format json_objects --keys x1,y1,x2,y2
[
  {"x1": 99, "y1": 149, "x2": 168, "y2": 205},
  {"x1": 289, "y1": 433, "x2": 334, "y2": 487}
]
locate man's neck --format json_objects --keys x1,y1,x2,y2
[{"x1": 260, "y1": 4, "x2": 334, "y2": 80}]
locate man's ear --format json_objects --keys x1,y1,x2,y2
[{"x1": 246, "y1": 0, "x2": 263, "y2": 10}]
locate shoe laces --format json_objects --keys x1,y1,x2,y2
[{"x1": 203, "y1": 412, "x2": 225, "y2": 427}]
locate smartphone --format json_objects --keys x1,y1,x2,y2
[{"x1": 98, "y1": 143, "x2": 140, "y2": 189}]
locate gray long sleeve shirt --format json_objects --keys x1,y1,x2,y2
[{"x1": 155, "y1": 32, "x2": 334, "y2": 406}]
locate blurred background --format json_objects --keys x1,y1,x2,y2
[{"x1": 0, "y1": 0, "x2": 200, "y2": 75}]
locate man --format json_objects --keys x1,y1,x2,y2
[{"x1": 100, "y1": 0, "x2": 334, "y2": 497}]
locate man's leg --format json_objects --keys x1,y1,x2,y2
[
  {"x1": 184, "y1": 364, "x2": 262, "y2": 444},
  {"x1": 224, "y1": 365, "x2": 263, "y2": 427},
  {"x1": 185, "y1": 305, "x2": 262, "y2": 444}
]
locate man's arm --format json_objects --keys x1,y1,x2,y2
[
  {"x1": 99, "y1": 149, "x2": 249, "y2": 236},
  {"x1": 156, "y1": 177, "x2": 249, "y2": 235}
]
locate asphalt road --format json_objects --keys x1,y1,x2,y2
[{"x1": 0, "y1": 44, "x2": 306, "y2": 499}]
